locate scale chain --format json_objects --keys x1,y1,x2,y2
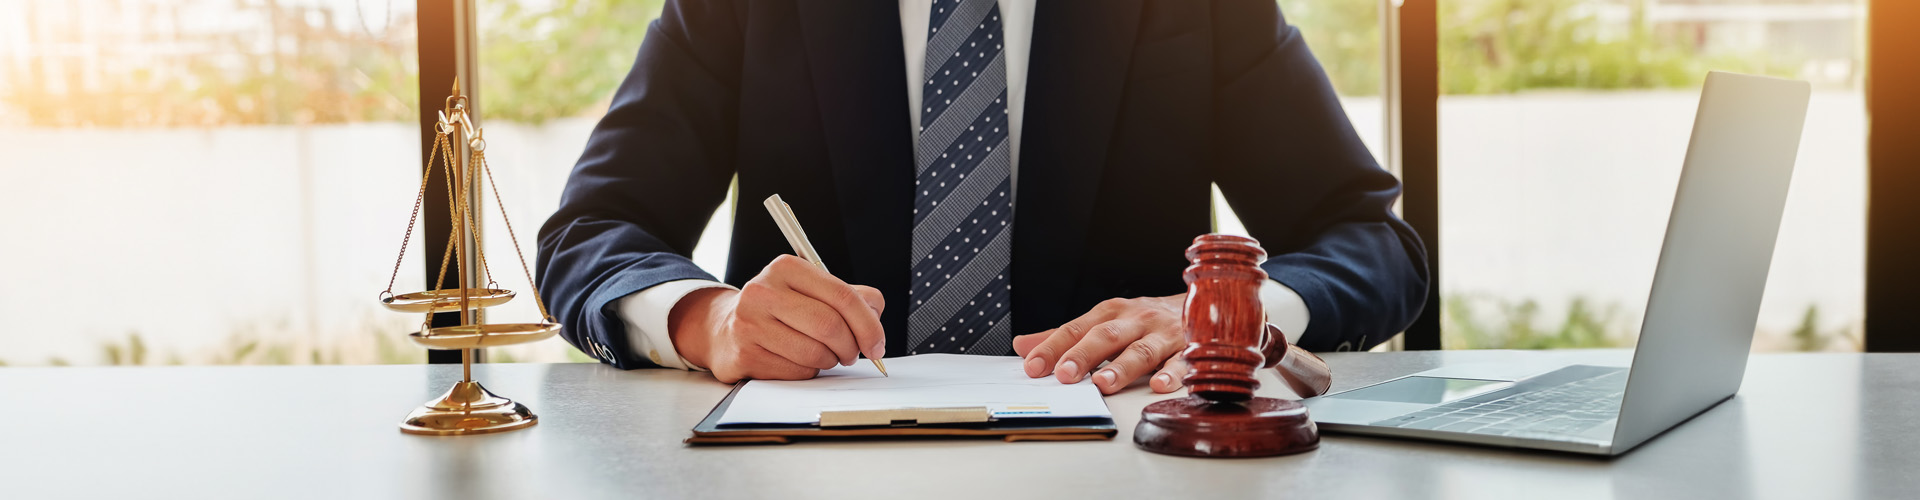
[
  {"x1": 381, "y1": 133, "x2": 447, "y2": 296},
  {"x1": 479, "y1": 152, "x2": 555, "y2": 322}
]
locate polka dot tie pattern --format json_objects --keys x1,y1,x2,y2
[{"x1": 909, "y1": 0, "x2": 1013, "y2": 356}]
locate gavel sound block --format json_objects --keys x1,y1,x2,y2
[{"x1": 1133, "y1": 234, "x2": 1333, "y2": 458}]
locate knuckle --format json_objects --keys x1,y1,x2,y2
[
  {"x1": 1125, "y1": 341, "x2": 1158, "y2": 361},
  {"x1": 1090, "y1": 324, "x2": 1129, "y2": 344},
  {"x1": 854, "y1": 285, "x2": 885, "y2": 308},
  {"x1": 739, "y1": 281, "x2": 774, "y2": 299},
  {"x1": 809, "y1": 314, "x2": 848, "y2": 341},
  {"x1": 1140, "y1": 308, "x2": 1175, "y2": 323},
  {"x1": 799, "y1": 354, "x2": 833, "y2": 370},
  {"x1": 1026, "y1": 341, "x2": 1059, "y2": 360},
  {"x1": 831, "y1": 286, "x2": 864, "y2": 311},
  {"x1": 1097, "y1": 298, "x2": 1127, "y2": 311},
  {"x1": 1058, "y1": 322, "x2": 1087, "y2": 341},
  {"x1": 769, "y1": 255, "x2": 809, "y2": 275},
  {"x1": 809, "y1": 345, "x2": 841, "y2": 367}
]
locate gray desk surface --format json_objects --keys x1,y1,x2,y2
[{"x1": 2, "y1": 350, "x2": 1913, "y2": 500}]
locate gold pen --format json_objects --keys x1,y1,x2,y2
[{"x1": 762, "y1": 194, "x2": 890, "y2": 376}]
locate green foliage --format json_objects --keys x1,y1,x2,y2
[
  {"x1": 101, "y1": 331, "x2": 149, "y2": 365},
  {"x1": 1789, "y1": 304, "x2": 1859, "y2": 352},
  {"x1": 1283, "y1": 0, "x2": 1803, "y2": 97},
  {"x1": 50, "y1": 313, "x2": 595, "y2": 367},
  {"x1": 1438, "y1": 0, "x2": 1789, "y2": 95},
  {"x1": 1277, "y1": 0, "x2": 1382, "y2": 97},
  {"x1": 1445, "y1": 294, "x2": 1858, "y2": 352},
  {"x1": 478, "y1": 0, "x2": 665, "y2": 123},
  {"x1": 1444, "y1": 294, "x2": 1631, "y2": 350},
  {"x1": 3, "y1": 0, "x2": 1822, "y2": 126},
  {"x1": 1792, "y1": 304, "x2": 1827, "y2": 352},
  {"x1": 85, "y1": 330, "x2": 420, "y2": 366},
  {"x1": 1, "y1": 0, "x2": 418, "y2": 126}
]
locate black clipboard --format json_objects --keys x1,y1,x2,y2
[{"x1": 686, "y1": 383, "x2": 1118, "y2": 445}]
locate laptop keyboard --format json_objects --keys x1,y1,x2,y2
[{"x1": 1370, "y1": 366, "x2": 1628, "y2": 437}]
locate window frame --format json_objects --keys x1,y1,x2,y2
[
  {"x1": 418, "y1": 0, "x2": 483, "y2": 364},
  {"x1": 1866, "y1": 0, "x2": 1920, "y2": 352}
]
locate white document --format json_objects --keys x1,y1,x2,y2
[{"x1": 716, "y1": 354, "x2": 1112, "y2": 425}]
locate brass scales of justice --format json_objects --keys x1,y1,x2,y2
[{"x1": 376, "y1": 79, "x2": 561, "y2": 435}]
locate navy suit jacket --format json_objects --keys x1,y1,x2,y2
[{"x1": 536, "y1": 0, "x2": 1430, "y2": 369}]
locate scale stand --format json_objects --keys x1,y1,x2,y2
[{"x1": 378, "y1": 79, "x2": 561, "y2": 436}]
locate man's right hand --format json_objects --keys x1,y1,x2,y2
[{"x1": 668, "y1": 255, "x2": 887, "y2": 383}]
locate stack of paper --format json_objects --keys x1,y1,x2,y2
[{"x1": 716, "y1": 354, "x2": 1112, "y2": 425}]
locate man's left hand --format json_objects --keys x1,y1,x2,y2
[{"x1": 1011, "y1": 295, "x2": 1189, "y2": 395}]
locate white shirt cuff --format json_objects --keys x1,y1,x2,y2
[
  {"x1": 1260, "y1": 279, "x2": 1312, "y2": 345},
  {"x1": 613, "y1": 279, "x2": 737, "y2": 371}
]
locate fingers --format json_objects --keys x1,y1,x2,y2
[
  {"x1": 741, "y1": 344, "x2": 821, "y2": 380},
  {"x1": 1021, "y1": 299, "x2": 1125, "y2": 379},
  {"x1": 768, "y1": 255, "x2": 888, "y2": 360},
  {"x1": 1150, "y1": 356, "x2": 1189, "y2": 394},
  {"x1": 851, "y1": 285, "x2": 885, "y2": 315},
  {"x1": 747, "y1": 317, "x2": 841, "y2": 370},
  {"x1": 757, "y1": 284, "x2": 860, "y2": 366},
  {"x1": 1056, "y1": 318, "x2": 1149, "y2": 385},
  {"x1": 1089, "y1": 332, "x2": 1184, "y2": 394},
  {"x1": 709, "y1": 343, "x2": 821, "y2": 383},
  {"x1": 1011, "y1": 330, "x2": 1050, "y2": 358},
  {"x1": 849, "y1": 285, "x2": 887, "y2": 359}
]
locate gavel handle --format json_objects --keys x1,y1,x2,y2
[{"x1": 1261, "y1": 324, "x2": 1333, "y2": 398}]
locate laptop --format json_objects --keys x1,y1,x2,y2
[{"x1": 1300, "y1": 72, "x2": 1810, "y2": 456}]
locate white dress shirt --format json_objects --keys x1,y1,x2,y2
[{"x1": 613, "y1": 0, "x2": 1311, "y2": 370}]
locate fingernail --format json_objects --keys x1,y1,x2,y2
[
  {"x1": 1154, "y1": 372, "x2": 1172, "y2": 388},
  {"x1": 1024, "y1": 356, "x2": 1045, "y2": 377},
  {"x1": 873, "y1": 341, "x2": 886, "y2": 358},
  {"x1": 1094, "y1": 369, "x2": 1115, "y2": 387},
  {"x1": 1059, "y1": 360, "x2": 1080, "y2": 380}
]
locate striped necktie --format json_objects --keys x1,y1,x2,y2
[{"x1": 909, "y1": 0, "x2": 1013, "y2": 356}]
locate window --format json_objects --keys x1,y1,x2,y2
[
  {"x1": 1215, "y1": 0, "x2": 1389, "y2": 239},
  {"x1": 474, "y1": 0, "x2": 672, "y2": 362},
  {"x1": 1436, "y1": 0, "x2": 1865, "y2": 351},
  {"x1": 0, "y1": 0, "x2": 426, "y2": 365}
]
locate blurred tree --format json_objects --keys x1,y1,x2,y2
[
  {"x1": 477, "y1": 0, "x2": 663, "y2": 123},
  {"x1": 0, "y1": 0, "x2": 1812, "y2": 127},
  {"x1": 1278, "y1": 0, "x2": 1382, "y2": 97},
  {"x1": 0, "y1": 0, "x2": 418, "y2": 127},
  {"x1": 1792, "y1": 305, "x2": 1830, "y2": 352}
]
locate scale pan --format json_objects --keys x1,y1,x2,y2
[
  {"x1": 410, "y1": 322, "x2": 561, "y2": 349},
  {"x1": 382, "y1": 288, "x2": 515, "y2": 313}
]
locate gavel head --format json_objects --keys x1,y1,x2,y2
[{"x1": 1180, "y1": 234, "x2": 1269, "y2": 402}]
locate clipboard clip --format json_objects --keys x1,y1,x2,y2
[{"x1": 818, "y1": 407, "x2": 992, "y2": 427}]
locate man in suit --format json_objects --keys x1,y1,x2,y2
[{"x1": 537, "y1": 0, "x2": 1429, "y2": 395}]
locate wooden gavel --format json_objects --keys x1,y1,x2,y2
[
  {"x1": 1180, "y1": 234, "x2": 1331, "y2": 400},
  {"x1": 1135, "y1": 234, "x2": 1329, "y2": 457}
]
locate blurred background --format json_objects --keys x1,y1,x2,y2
[{"x1": 0, "y1": 0, "x2": 1866, "y2": 366}]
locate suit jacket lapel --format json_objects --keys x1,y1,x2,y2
[
  {"x1": 795, "y1": 0, "x2": 916, "y2": 338},
  {"x1": 1012, "y1": 0, "x2": 1142, "y2": 331}
]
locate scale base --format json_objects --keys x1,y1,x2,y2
[
  {"x1": 1133, "y1": 395, "x2": 1318, "y2": 458},
  {"x1": 399, "y1": 380, "x2": 537, "y2": 436}
]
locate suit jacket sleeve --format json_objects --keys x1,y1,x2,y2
[
  {"x1": 1208, "y1": 0, "x2": 1432, "y2": 352},
  {"x1": 535, "y1": 0, "x2": 746, "y2": 369}
]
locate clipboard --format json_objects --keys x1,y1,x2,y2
[{"x1": 686, "y1": 383, "x2": 1118, "y2": 445}]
